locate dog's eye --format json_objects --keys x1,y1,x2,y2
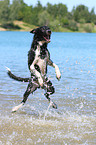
[{"x1": 41, "y1": 29, "x2": 45, "y2": 32}]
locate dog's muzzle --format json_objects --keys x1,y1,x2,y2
[{"x1": 46, "y1": 30, "x2": 52, "y2": 35}]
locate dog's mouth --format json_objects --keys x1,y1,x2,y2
[
  {"x1": 43, "y1": 35, "x2": 50, "y2": 43},
  {"x1": 42, "y1": 30, "x2": 51, "y2": 43}
]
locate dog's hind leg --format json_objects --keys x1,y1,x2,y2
[
  {"x1": 44, "y1": 93, "x2": 57, "y2": 109},
  {"x1": 12, "y1": 81, "x2": 39, "y2": 112},
  {"x1": 21, "y1": 82, "x2": 39, "y2": 104},
  {"x1": 44, "y1": 78, "x2": 57, "y2": 109}
]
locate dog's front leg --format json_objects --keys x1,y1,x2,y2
[
  {"x1": 53, "y1": 63, "x2": 61, "y2": 80},
  {"x1": 30, "y1": 65, "x2": 43, "y2": 87},
  {"x1": 37, "y1": 74, "x2": 43, "y2": 87}
]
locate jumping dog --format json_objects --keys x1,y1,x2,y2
[{"x1": 6, "y1": 26, "x2": 61, "y2": 112}]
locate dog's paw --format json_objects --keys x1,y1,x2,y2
[
  {"x1": 56, "y1": 71, "x2": 61, "y2": 81},
  {"x1": 54, "y1": 64, "x2": 61, "y2": 81},
  {"x1": 50, "y1": 101, "x2": 58, "y2": 109},
  {"x1": 12, "y1": 103, "x2": 24, "y2": 113}
]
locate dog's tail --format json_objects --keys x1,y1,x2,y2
[{"x1": 6, "y1": 67, "x2": 29, "y2": 82}]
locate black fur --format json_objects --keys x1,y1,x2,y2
[
  {"x1": 7, "y1": 70, "x2": 30, "y2": 82},
  {"x1": 7, "y1": 26, "x2": 61, "y2": 111}
]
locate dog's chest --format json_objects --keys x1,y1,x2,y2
[
  {"x1": 35, "y1": 46, "x2": 48, "y2": 74},
  {"x1": 35, "y1": 46, "x2": 47, "y2": 59}
]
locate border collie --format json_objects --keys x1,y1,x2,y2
[{"x1": 6, "y1": 26, "x2": 61, "y2": 112}]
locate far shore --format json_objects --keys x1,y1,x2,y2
[{"x1": 0, "y1": 21, "x2": 96, "y2": 33}]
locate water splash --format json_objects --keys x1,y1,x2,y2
[{"x1": 43, "y1": 101, "x2": 53, "y2": 121}]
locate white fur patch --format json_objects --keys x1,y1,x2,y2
[
  {"x1": 30, "y1": 43, "x2": 47, "y2": 86},
  {"x1": 12, "y1": 103, "x2": 24, "y2": 112},
  {"x1": 53, "y1": 63, "x2": 61, "y2": 80},
  {"x1": 5, "y1": 66, "x2": 11, "y2": 72},
  {"x1": 38, "y1": 41, "x2": 46, "y2": 46}
]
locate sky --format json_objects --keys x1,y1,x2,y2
[{"x1": 23, "y1": 0, "x2": 96, "y2": 13}]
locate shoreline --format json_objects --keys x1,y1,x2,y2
[
  {"x1": 0, "y1": 21, "x2": 36, "y2": 32},
  {"x1": 0, "y1": 20, "x2": 96, "y2": 33}
]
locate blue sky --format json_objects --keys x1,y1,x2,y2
[{"x1": 23, "y1": 0, "x2": 96, "y2": 13}]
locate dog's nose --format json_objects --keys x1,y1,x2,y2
[{"x1": 47, "y1": 30, "x2": 51, "y2": 35}]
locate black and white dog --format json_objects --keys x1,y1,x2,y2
[{"x1": 6, "y1": 26, "x2": 61, "y2": 112}]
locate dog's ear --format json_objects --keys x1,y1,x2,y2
[
  {"x1": 30, "y1": 29, "x2": 36, "y2": 34},
  {"x1": 30, "y1": 28, "x2": 38, "y2": 34}
]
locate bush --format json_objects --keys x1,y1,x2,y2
[
  {"x1": 83, "y1": 24, "x2": 93, "y2": 33},
  {"x1": 68, "y1": 20, "x2": 78, "y2": 31},
  {"x1": 49, "y1": 19, "x2": 60, "y2": 31},
  {"x1": 1, "y1": 22, "x2": 21, "y2": 30},
  {"x1": 61, "y1": 18, "x2": 69, "y2": 27},
  {"x1": 38, "y1": 11, "x2": 51, "y2": 26},
  {"x1": 79, "y1": 18, "x2": 86, "y2": 24}
]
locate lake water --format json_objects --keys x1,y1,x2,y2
[{"x1": 0, "y1": 31, "x2": 96, "y2": 145}]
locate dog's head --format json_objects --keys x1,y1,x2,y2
[{"x1": 30, "y1": 26, "x2": 52, "y2": 44}]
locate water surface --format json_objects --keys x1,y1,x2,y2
[{"x1": 0, "y1": 31, "x2": 96, "y2": 145}]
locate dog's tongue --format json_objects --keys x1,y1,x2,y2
[{"x1": 43, "y1": 36, "x2": 50, "y2": 42}]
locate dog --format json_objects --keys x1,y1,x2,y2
[{"x1": 6, "y1": 26, "x2": 61, "y2": 112}]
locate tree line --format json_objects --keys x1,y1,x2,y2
[{"x1": 0, "y1": 0, "x2": 96, "y2": 32}]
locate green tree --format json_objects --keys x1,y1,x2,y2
[
  {"x1": 0, "y1": 0, "x2": 10, "y2": 23},
  {"x1": 22, "y1": 6, "x2": 33, "y2": 24},
  {"x1": 47, "y1": 3, "x2": 68, "y2": 19},
  {"x1": 18, "y1": 1, "x2": 28, "y2": 21},
  {"x1": 9, "y1": 0, "x2": 26, "y2": 21},
  {"x1": 57, "y1": 3, "x2": 68, "y2": 18},
  {"x1": 0, "y1": 0, "x2": 96, "y2": 32},
  {"x1": 90, "y1": 8, "x2": 96, "y2": 24},
  {"x1": 29, "y1": 1, "x2": 44, "y2": 25},
  {"x1": 38, "y1": 10, "x2": 51, "y2": 26},
  {"x1": 73, "y1": 5, "x2": 90, "y2": 23}
]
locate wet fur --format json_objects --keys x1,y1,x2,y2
[{"x1": 6, "y1": 26, "x2": 61, "y2": 112}]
